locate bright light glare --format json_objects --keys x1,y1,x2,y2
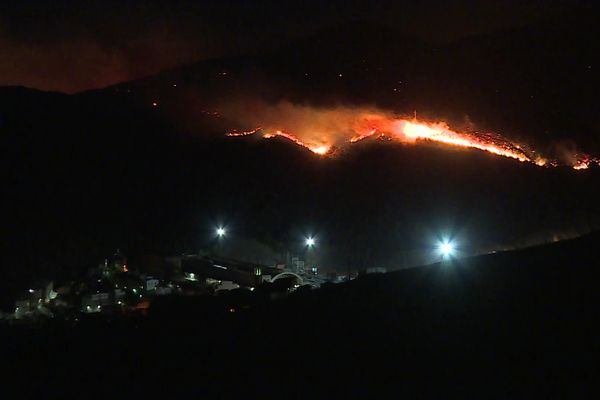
[
  {"x1": 216, "y1": 227, "x2": 226, "y2": 237},
  {"x1": 306, "y1": 237, "x2": 315, "y2": 247},
  {"x1": 439, "y1": 241, "x2": 454, "y2": 257}
]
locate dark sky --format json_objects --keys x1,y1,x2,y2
[{"x1": 0, "y1": 0, "x2": 583, "y2": 93}]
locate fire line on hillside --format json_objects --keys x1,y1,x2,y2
[{"x1": 226, "y1": 115, "x2": 598, "y2": 170}]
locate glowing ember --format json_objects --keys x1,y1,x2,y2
[
  {"x1": 225, "y1": 127, "x2": 262, "y2": 137},
  {"x1": 201, "y1": 110, "x2": 221, "y2": 117}
]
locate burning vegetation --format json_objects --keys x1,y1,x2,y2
[{"x1": 223, "y1": 101, "x2": 598, "y2": 169}]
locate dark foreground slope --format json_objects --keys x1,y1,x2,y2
[{"x1": 3, "y1": 232, "x2": 600, "y2": 397}]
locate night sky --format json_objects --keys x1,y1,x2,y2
[{"x1": 0, "y1": 0, "x2": 586, "y2": 93}]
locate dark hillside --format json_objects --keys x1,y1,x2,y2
[{"x1": 3, "y1": 231, "x2": 600, "y2": 397}]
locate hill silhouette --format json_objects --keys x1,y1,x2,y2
[{"x1": 116, "y1": 17, "x2": 600, "y2": 152}]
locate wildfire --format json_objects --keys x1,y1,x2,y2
[
  {"x1": 227, "y1": 117, "x2": 532, "y2": 162},
  {"x1": 311, "y1": 145, "x2": 331, "y2": 155},
  {"x1": 350, "y1": 128, "x2": 378, "y2": 143},
  {"x1": 395, "y1": 120, "x2": 530, "y2": 162},
  {"x1": 223, "y1": 104, "x2": 598, "y2": 170},
  {"x1": 225, "y1": 127, "x2": 262, "y2": 137},
  {"x1": 570, "y1": 154, "x2": 600, "y2": 170},
  {"x1": 264, "y1": 130, "x2": 331, "y2": 155}
]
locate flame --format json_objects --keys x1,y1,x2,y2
[
  {"x1": 227, "y1": 118, "x2": 531, "y2": 162},
  {"x1": 572, "y1": 155, "x2": 600, "y2": 170},
  {"x1": 311, "y1": 145, "x2": 331, "y2": 155},
  {"x1": 221, "y1": 102, "x2": 599, "y2": 170},
  {"x1": 264, "y1": 130, "x2": 331, "y2": 155},
  {"x1": 347, "y1": 119, "x2": 529, "y2": 163},
  {"x1": 350, "y1": 128, "x2": 378, "y2": 143},
  {"x1": 225, "y1": 127, "x2": 262, "y2": 137},
  {"x1": 574, "y1": 158, "x2": 591, "y2": 170},
  {"x1": 395, "y1": 120, "x2": 530, "y2": 162}
]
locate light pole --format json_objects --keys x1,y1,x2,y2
[{"x1": 304, "y1": 236, "x2": 316, "y2": 274}]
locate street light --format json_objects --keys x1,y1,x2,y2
[
  {"x1": 216, "y1": 227, "x2": 226, "y2": 237},
  {"x1": 438, "y1": 240, "x2": 454, "y2": 259},
  {"x1": 303, "y1": 236, "x2": 316, "y2": 275}
]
